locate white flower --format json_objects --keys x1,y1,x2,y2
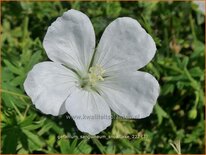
[{"x1": 24, "y1": 9, "x2": 160, "y2": 135}]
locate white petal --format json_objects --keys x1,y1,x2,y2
[
  {"x1": 194, "y1": 1, "x2": 205, "y2": 14},
  {"x1": 65, "y1": 89, "x2": 111, "y2": 135},
  {"x1": 93, "y1": 17, "x2": 156, "y2": 75},
  {"x1": 97, "y1": 71, "x2": 160, "y2": 118},
  {"x1": 24, "y1": 62, "x2": 78, "y2": 116},
  {"x1": 43, "y1": 9, "x2": 95, "y2": 74}
]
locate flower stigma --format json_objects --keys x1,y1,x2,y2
[
  {"x1": 80, "y1": 65, "x2": 105, "y2": 89},
  {"x1": 89, "y1": 65, "x2": 105, "y2": 85}
]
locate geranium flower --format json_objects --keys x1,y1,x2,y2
[{"x1": 24, "y1": 9, "x2": 160, "y2": 135}]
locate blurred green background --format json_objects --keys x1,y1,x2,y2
[{"x1": 1, "y1": 1, "x2": 205, "y2": 154}]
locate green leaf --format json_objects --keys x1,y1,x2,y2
[
  {"x1": 26, "y1": 50, "x2": 42, "y2": 71},
  {"x1": 189, "y1": 67, "x2": 204, "y2": 78},
  {"x1": 20, "y1": 113, "x2": 37, "y2": 127},
  {"x1": 181, "y1": 56, "x2": 189, "y2": 68},
  {"x1": 2, "y1": 126, "x2": 19, "y2": 153},
  {"x1": 76, "y1": 140, "x2": 92, "y2": 153},
  {"x1": 2, "y1": 67, "x2": 14, "y2": 82},
  {"x1": 161, "y1": 84, "x2": 174, "y2": 95},
  {"x1": 106, "y1": 141, "x2": 116, "y2": 154},
  {"x1": 19, "y1": 129, "x2": 29, "y2": 150},
  {"x1": 11, "y1": 75, "x2": 25, "y2": 86},
  {"x1": 23, "y1": 129, "x2": 45, "y2": 148},
  {"x1": 106, "y1": 2, "x2": 121, "y2": 18},
  {"x1": 70, "y1": 138, "x2": 78, "y2": 151},
  {"x1": 191, "y1": 40, "x2": 204, "y2": 58},
  {"x1": 155, "y1": 104, "x2": 168, "y2": 125},
  {"x1": 38, "y1": 120, "x2": 54, "y2": 135},
  {"x1": 22, "y1": 118, "x2": 45, "y2": 130},
  {"x1": 59, "y1": 139, "x2": 71, "y2": 153},
  {"x1": 3, "y1": 60, "x2": 24, "y2": 75}
]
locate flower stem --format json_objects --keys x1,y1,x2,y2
[{"x1": 0, "y1": 89, "x2": 29, "y2": 99}]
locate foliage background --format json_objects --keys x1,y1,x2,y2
[{"x1": 1, "y1": 1, "x2": 205, "y2": 154}]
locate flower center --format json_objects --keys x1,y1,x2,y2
[
  {"x1": 88, "y1": 65, "x2": 105, "y2": 86},
  {"x1": 80, "y1": 65, "x2": 105, "y2": 89}
]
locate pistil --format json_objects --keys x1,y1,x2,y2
[{"x1": 80, "y1": 65, "x2": 105, "y2": 89}]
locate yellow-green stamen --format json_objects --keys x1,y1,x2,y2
[
  {"x1": 79, "y1": 65, "x2": 105, "y2": 89},
  {"x1": 88, "y1": 65, "x2": 105, "y2": 86}
]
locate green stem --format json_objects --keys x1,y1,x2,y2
[
  {"x1": 92, "y1": 138, "x2": 105, "y2": 154},
  {"x1": 0, "y1": 89, "x2": 29, "y2": 99},
  {"x1": 189, "y1": 14, "x2": 197, "y2": 41},
  {"x1": 168, "y1": 116, "x2": 177, "y2": 132},
  {"x1": 194, "y1": 91, "x2": 199, "y2": 108},
  {"x1": 158, "y1": 62, "x2": 183, "y2": 74},
  {"x1": 10, "y1": 100, "x2": 24, "y2": 119},
  {"x1": 183, "y1": 68, "x2": 198, "y2": 88},
  {"x1": 23, "y1": 104, "x2": 31, "y2": 118}
]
